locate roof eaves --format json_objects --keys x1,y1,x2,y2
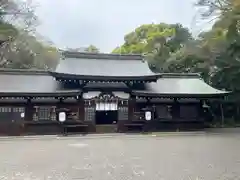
[
  {"x1": 132, "y1": 91, "x2": 230, "y2": 98},
  {"x1": 0, "y1": 90, "x2": 81, "y2": 97},
  {"x1": 49, "y1": 71, "x2": 161, "y2": 81}
]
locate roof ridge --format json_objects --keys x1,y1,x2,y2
[
  {"x1": 0, "y1": 68, "x2": 49, "y2": 75},
  {"x1": 160, "y1": 73, "x2": 201, "y2": 78},
  {"x1": 62, "y1": 51, "x2": 143, "y2": 60}
]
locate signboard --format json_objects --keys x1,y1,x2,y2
[
  {"x1": 59, "y1": 112, "x2": 66, "y2": 122},
  {"x1": 145, "y1": 111, "x2": 152, "y2": 121}
]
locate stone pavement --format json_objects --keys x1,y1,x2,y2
[
  {"x1": 0, "y1": 133, "x2": 240, "y2": 180},
  {"x1": 1, "y1": 127, "x2": 239, "y2": 141},
  {"x1": 0, "y1": 131, "x2": 206, "y2": 141}
]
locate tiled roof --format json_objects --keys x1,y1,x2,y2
[
  {"x1": 0, "y1": 69, "x2": 80, "y2": 97},
  {"x1": 54, "y1": 51, "x2": 157, "y2": 78},
  {"x1": 132, "y1": 73, "x2": 229, "y2": 97}
]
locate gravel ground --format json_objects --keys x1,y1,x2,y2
[{"x1": 0, "y1": 133, "x2": 240, "y2": 180}]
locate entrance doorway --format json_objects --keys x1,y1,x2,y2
[{"x1": 95, "y1": 110, "x2": 118, "y2": 124}]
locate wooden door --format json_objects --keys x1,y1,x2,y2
[{"x1": 7, "y1": 107, "x2": 25, "y2": 136}]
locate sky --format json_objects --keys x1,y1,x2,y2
[{"x1": 34, "y1": 0, "x2": 206, "y2": 52}]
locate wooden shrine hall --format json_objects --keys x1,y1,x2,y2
[{"x1": 0, "y1": 51, "x2": 229, "y2": 135}]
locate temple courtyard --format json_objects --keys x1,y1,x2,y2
[{"x1": 0, "y1": 132, "x2": 240, "y2": 180}]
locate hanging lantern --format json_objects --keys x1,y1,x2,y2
[
  {"x1": 58, "y1": 112, "x2": 66, "y2": 122},
  {"x1": 145, "y1": 111, "x2": 152, "y2": 121}
]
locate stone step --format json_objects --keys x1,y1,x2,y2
[{"x1": 96, "y1": 125, "x2": 117, "y2": 133}]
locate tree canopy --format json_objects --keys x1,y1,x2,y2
[
  {"x1": 112, "y1": 23, "x2": 192, "y2": 72},
  {"x1": 66, "y1": 45, "x2": 100, "y2": 53},
  {"x1": 112, "y1": 0, "x2": 240, "y2": 91},
  {"x1": 84, "y1": 45, "x2": 99, "y2": 53},
  {"x1": 0, "y1": 0, "x2": 59, "y2": 70}
]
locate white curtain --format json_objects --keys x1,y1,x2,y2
[
  {"x1": 96, "y1": 102, "x2": 118, "y2": 111},
  {"x1": 105, "y1": 103, "x2": 110, "y2": 111}
]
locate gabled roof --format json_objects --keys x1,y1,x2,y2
[
  {"x1": 0, "y1": 69, "x2": 81, "y2": 97},
  {"x1": 132, "y1": 73, "x2": 230, "y2": 97},
  {"x1": 51, "y1": 51, "x2": 160, "y2": 82}
]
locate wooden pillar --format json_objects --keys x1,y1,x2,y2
[
  {"x1": 128, "y1": 97, "x2": 136, "y2": 122},
  {"x1": 173, "y1": 98, "x2": 179, "y2": 130},
  {"x1": 21, "y1": 98, "x2": 33, "y2": 135},
  {"x1": 56, "y1": 98, "x2": 63, "y2": 121},
  {"x1": 199, "y1": 100, "x2": 203, "y2": 121},
  {"x1": 25, "y1": 98, "x2": 33, "y2": 121},
  {"x1": 173, "y1": 98, "x2": 179, "y2": 120},
  {"x1": 237, "y1": 104, "x2": 240, "y2": 119},
  {"x1": 152, "y1": 104, "x2": 156, "y2": 120},
  {"x1": 220, "y1": 103, "x2": 224, "y2": 127},
  {"x1": 78, "y1": 98, "x2": 84, "y2": 121},
  {"x1": 58, "y1": 97, "x2": 64, "y2": 108}
]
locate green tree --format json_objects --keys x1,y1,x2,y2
[
  {"x1": 196, "y1": 0, "x2": 240, "y2": 39},
  {"x1": 66, "y1": 45, "x2": 100, "y2": 53},
  {"x1": 195, "y1": 0, "x2": 240, "y2": 90},
  {"x1": 112, "y1": 23, "x2": 192, "y2": 72},
  {"x1": 84, "y1": 45, "x2": 100, "y2": 53},
  {"x1": 0, "y1": 0, "x2": 38, "y2": 30},
  {"x1": 0, "y1": 30, "x2": 59, "y2": 69},
  {"x1": 0, "y1": 0, "x2": 59, "y2": 70}
]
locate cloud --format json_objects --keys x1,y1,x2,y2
[{"x1": 34, "y1": 0, "x2": 198, "y2": 52}]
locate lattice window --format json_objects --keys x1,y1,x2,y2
[
  {"x1": 38, "y1": 107, "x2": 51, "y2": 121},
  {"x1": 33, "y1": 106, "x2": 56, "y2": 121},
  {"x1": 0, "y1": 107, "x2": 11, "y2": 113},
  {"x1": 33, "y1": 113, "x2": 38, "y2": 121},
  {"x1": 0, "y1": 107, "x2": 25, "y2": 122},
  {"x1": 84, "y1": 107, "x2": 95, "y2": 121},
  {"x1": 51, "y1": 107, "x2": 57, "y2": 121},
  {"x1": 118, "y1": 106, "x2": 128, "y2": 120},
  {"x1": 33, "y1": 106, "x2": 39, "y2": 121},
  {"x1": 13, "y1": 107, "x2": 25, "y2": 113},
  {"x1": 84, "y1": 100, "x2": 95, "y2": 107}
]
